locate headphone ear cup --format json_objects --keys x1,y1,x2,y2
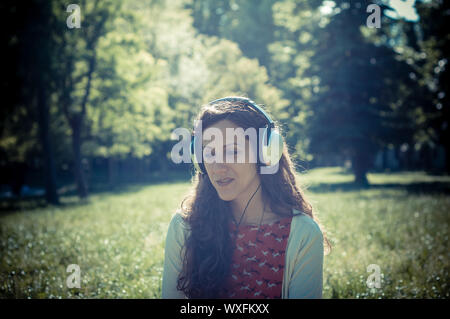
[
  {"x1": 190, "y1": 136, "x2": 205, "y2": 174},
  {"x1": 261, "y1": 128, "x2": 284, "y2": 166}
]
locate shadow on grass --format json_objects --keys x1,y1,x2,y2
[
  {"x1": 307, "y1": 181, "x2": 450, "y2": 195},
  {"x1": 0, "y1": 170, "x2": 192, "y2": 215},
  {"x1": 2, "y1": 169, "x2": 449, "y2": 215}
]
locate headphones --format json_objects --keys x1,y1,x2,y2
[{"x1": 190, "y1": 97, "x2": 284, "y2": 174}]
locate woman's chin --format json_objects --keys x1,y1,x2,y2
[{"x1": 217, "y1": 192, "x2": 236, "y2": 201}]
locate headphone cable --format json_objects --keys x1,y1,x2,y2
[{"x1": 234, "y1": 183, "x2": 262, "y2": 231}]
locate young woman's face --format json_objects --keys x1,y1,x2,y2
[{"x1": 202, "y1": 119, "x2": 260, "y2": 202}]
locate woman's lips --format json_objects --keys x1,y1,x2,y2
[{"x1": 216, "y1": 178, "x2": 234, "y2": 186}]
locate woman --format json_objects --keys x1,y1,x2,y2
[{"x1": 162, "y1": 97, "x2": 331, "y2": 299}]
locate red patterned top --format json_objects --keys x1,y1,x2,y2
[{"x1": 221, "y1": 216, "x2": 293, "y2": 299}]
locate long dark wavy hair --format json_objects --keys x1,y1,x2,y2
[{"x1": 176, "y1": 98, "x2": 332, "y2": 298}]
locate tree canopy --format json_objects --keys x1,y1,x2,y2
[{"x1": 1, "y1": 0, "x2": 447, "y2": 200}]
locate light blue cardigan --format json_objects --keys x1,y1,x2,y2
[{"x1": 161, "y1": 208, "x2": 324, "y2": 299}]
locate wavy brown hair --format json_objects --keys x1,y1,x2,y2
[{"x1": 177, "y1": 98, "x2": 331, "y2": 298}]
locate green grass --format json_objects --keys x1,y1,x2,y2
[{"x1": 0, "y1": 167, "x2": 449, "y2": 298}]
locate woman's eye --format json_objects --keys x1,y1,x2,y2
[
  {"x1": 225, "y1": 148, "x2": 240, "y2": 157},
  {"x1": 204, "y1": 148, "x2": 239, "y2": 161}
]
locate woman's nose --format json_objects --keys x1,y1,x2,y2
[{"x1": 210, "y1": 161, "x2": 228, "y2": 174}]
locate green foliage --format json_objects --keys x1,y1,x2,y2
[
  {"x1": 403, "y1": 1, "x2": 450, "y2": 170},
  {"x1": 82, "y1": 1, "x2": 175, "y2": 159},
  {"x1": 1, "y1": 0, "x2": 448, "y2": 198},
  {"x1": 268, "y1": 0, "x2": 324, "y2": 161},
  {"x1": 269, "y1": 1, "x2": 423, "y2": 183}
]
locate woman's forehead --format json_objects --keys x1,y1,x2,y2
[
  {"x1": 202, "y1": 120, "x2": 247, "y2": 145},
  {"x1": 202, "y1": 131, "x2": 249, "y2": 148}
]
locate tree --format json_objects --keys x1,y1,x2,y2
[
  {"x1": 188, "y1": 0, "x2": 280, "y2": 80},
  {"x1": 310, "y1": 1, "x2": 420, "y2": 184},
  {"x1": 271, "y1": 0, "x2": 419, "y2": 184},
  {"x1": 269, "y1": 0, "x2": 323, "y2": 163},
  {"x1": 412, "y1": 0, "x2": 450, "y2": 172},
  {"x1": 1, "y1": 0, "x2": 59, "y2": 203},
  {"x1": 52, "y1": 0, "x2": 121, "y2": 198}
]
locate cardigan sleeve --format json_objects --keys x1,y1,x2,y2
[
  {"x1": 286, "y1": 214, "x2": 324, "y2": 299},
  {"x1": 161, "y1": 213, "x2": 188, "y2": 299}
]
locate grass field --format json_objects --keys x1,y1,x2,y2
[{"x1": 0, "y1": 167, "x2": 449, "y2": 298}]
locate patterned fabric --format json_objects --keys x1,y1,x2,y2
[{"x1": 221, "y1": 216, "x2": 293, "y2": 299}]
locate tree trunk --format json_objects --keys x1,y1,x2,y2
[
  {"x1": 351, "y1": 151, "x2": 371, "y2": 186},
  {"x1": 72, "y1": 117, "x2": 88, "y2": 198},
  {"x1": 444, "y1": 138, "x2": 450, "y2": 174},
  {"x1": 37, "y1": 83, "x2": 59, "y2": 204},
  {"x1": 108, "y1": 157, "x2": 117, "y2": 187}
]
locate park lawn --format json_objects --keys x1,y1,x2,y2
[{"x1": 0, "y1": 167, "x2": 448, "y2": 298}]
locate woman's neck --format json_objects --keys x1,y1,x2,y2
[{"x1": 230, "y1": 180, "x2": 268, "y2": 226}]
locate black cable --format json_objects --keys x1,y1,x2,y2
[{"x1": 234, "y1": 183, "x2": 262, "y2": 230}]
